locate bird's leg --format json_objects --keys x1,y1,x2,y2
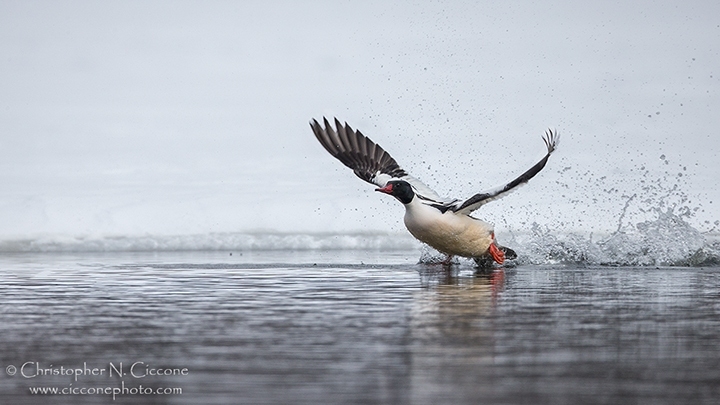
[
  {"x1": 488, "y1": 232, "x2": 505, "y2": 264},
  {"x1": 442, "y1": 254, "x2": 454, "y2": 266}
]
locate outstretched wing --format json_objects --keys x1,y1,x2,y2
[
  {"x1": 449, "y1": 129, "x2": 559, "y2": 215},
  {"x1": 309, "y1": 117, "x2": 450, "y2": 203}
]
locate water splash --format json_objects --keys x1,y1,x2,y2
[
  {"x1": 500, "y1": 153, "x2": 719, "y2": 267},
  {"x1": 512, "y1": 207, "x2": 717, "y2": 267},
  {"x1": 417, "y1": 244, "x2": 460, "y2": 265}
]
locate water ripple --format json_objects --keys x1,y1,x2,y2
[{"x1": 1, "y1": 252, "x2": 719, "y2": 404}]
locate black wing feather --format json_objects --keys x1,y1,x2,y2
[
  {"x1": 310, "y1": 117, "x2": 407, "y2": 185},
  {"x1": 452, "y1": 129, "x2": 559, "y2": 214}
]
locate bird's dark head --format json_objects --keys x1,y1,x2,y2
[{"x1": 375, "y1": 180, "x2": 414, "y2": 204}]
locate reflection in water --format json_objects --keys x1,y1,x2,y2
[
  {"x1": 413, "y1": 272, "x2": 494, "y2": 340},
  {"x1": 409, "y1": 266, "x2": 507, "y2": 404}
]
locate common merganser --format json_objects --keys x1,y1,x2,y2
[{"x1": 309, "y1": 117, "x2": 559, "y2": 266}]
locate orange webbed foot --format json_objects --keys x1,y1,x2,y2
[{"x1": 488, "y1": 243, "x2": 505, "y2": 264}]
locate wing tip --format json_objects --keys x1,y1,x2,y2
[
  {"x1": 543, "y1": 128, "x2": 560, "y2": 154},
  {"x1": 309, "y1": 116, "x2": 350, "y2": 134}
]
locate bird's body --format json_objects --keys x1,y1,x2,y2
[
  {"x1": 403, "y1": 196, "x2": 495, "y2": 258},
  {"x1": 309, "y1": 117, "x2": 559, "y2": 266}
]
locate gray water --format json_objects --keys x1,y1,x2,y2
[{"x1": 1, "y1": 250, "x2": 719, "y2": 404}]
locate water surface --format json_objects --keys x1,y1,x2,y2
[{"x1": 1, "y1": 251, "x2": 719, "y2": 404}]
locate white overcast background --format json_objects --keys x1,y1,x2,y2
[{"x1": 1, "y1": 0, "x2": 718, "y2": 240}]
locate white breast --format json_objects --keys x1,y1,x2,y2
[{"x1": 402, "y1": 197, "x2": 495, "y2": 258}]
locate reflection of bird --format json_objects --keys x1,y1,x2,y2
[
  {"x1": 310, "y1": 117, "x2": 558, "y2": 266},
  {"x1": 410, "y1": 270, "x2": 505, "y2": 379}
]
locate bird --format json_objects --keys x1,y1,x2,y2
[{"x1": 309, "y1": 117, "x2": 559, "y2": 266}]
